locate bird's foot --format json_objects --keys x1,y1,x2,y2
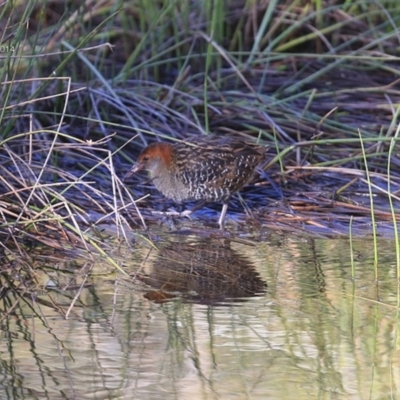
[
  {"x1": 151, "y1": 210, "x2": 181, "y2": 217},
  {"x1": 179, "y1": 210, "x2": 193, "y2": 219},
  {"x1": 151, "y1": 209, "x2": 192, "y2": 220}
]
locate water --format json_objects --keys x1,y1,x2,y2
[{"x1": 0, "y1": 231, "x2": 399, "y2": 399}]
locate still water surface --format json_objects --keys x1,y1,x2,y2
[{"x1": 1, "y1": 231, "x2": 399, "y2": 399}]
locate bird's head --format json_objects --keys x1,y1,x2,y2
[{"x1": 124, "y1": 142, "x2": 173, "y2": 180}]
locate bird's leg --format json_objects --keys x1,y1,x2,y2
[
  {"x1": 218, "y1": 201, "x2": 229, "y2": 229},
  {"x1": 180, "y1": 200, "x2": 207, "y2": 218},
  {"x1": 182, "y1": 200, "x2": 229, "y2": 229}
]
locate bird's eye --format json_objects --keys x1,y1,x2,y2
[{"x1": 143, "y1": 155, "x2": 149, "y2": 161}]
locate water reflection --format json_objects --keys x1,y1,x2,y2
[
  {"x1": 134, "y1": 236, "x2": 267, "y2": 304},
  {"x1": 0, "y1": 234, "x2": 399, "y2": 399}
]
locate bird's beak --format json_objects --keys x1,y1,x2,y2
[{"x1": 123, "y1": 162, "x2": 144, "y2": 181}]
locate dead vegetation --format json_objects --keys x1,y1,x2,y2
[{"x1": 0, "y1": 0, "x2": 399, "y2": 257}]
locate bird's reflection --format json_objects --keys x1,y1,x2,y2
[{"x1": 135, "y1": 236, "x2": 267, "y2": 305}]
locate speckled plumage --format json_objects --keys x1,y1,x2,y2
[{"x1": 126, "y1": 135, "x2": 267, "y2": 227}]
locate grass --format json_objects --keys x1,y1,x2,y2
[{"x1": 1, "y1": 0, "x2": 400, "y2": 290}]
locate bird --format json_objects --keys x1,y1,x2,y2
[{"x1": 125, "y1": 135, "x2": 267, "y2": 228}]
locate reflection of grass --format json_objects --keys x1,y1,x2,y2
[
  {"x1": 387, "y1": 135, "x2": 400, "y2": 276},
  {"x1": 0, "y1": 1, "x2": 400, "y2": 259}
]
